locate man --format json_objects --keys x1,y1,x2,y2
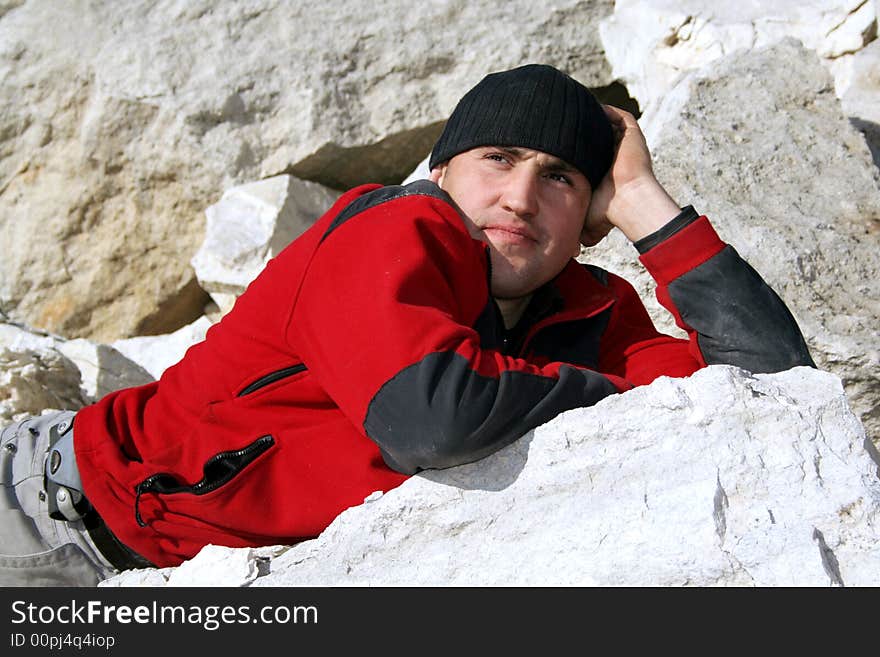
[{"x1": 0, "y1": 64, "x2": 814, "y2": 586}]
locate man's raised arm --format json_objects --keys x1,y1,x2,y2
[{"x1": 585, "y1": 105, "x2": 816, "y2": 374}]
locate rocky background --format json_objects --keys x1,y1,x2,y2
[{"x1": 1, "y1": 1, "x2": 878, "y2": 585}]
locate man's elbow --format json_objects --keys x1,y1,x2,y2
[{"x1": 367, "y1": 409, "x2": 515, "y2": 474}]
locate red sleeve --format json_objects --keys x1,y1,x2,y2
[
  {"x1": 598, "y1": 272, "x2": 703, "y2": 386},
  {"x1": 600, "y1": 213, "x2": 813, "y2": 383},
  {"x1": 599, "y1": 217, "x2": 724, "y2": 385}
]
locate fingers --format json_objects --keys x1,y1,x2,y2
[
  {"x1": 428, "y1": 166, "x2": 445, "y2": 185},
  {"x1": 602, "y1": 107, "x2": 625, "y2": 144},
  {"x1": 601, "y1": 104, "x2": 640, "y2": 143},
  {"x1": 580, "y1": 221, "x2": 613, "y2": 248},
  {"x1": 601, "y1": 104, "x2": 637, "y2": 125}
]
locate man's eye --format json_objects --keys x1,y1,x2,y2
[
  {"x1": 547, "y1": 172, "x2": 572, "y2": 185},
  {"x1": 485, "y1": 152, "x2": 508, "y2": 163}
]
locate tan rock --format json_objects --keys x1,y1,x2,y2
[{"x1": 0, "y1": 0, "x2": 614, "y2": 341}]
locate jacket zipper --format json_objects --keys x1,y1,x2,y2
[
  {"x1": 134, "y1": 434, "x2": 275, "y2": 527},
  {"x1": 237, "y1": 364, "x2": 308, "y2": 397}
]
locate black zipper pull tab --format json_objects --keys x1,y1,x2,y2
[
  {"x1": 133, "y1": 479, "x2": 154, "y2": 527},
  {"x1": 134, "y1": 474, "x2": 177, "y2": 528}
]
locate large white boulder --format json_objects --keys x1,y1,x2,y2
[
  {"x1": 584, "y1": 39, "x2": 880, "y2": 445},
  {"x1": 840, "y1": 38, "x2": 880, "y2": 166},
  {"x1": 0, "y1": 346, "x2": 86, "y2": 424}
]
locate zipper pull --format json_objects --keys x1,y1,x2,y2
[
  {"x1": 134, "y1": 478, "x2": 158, "y2": 527},
  {"x1": 133, "y1": 475, "x2": 176, "y2": 528}
]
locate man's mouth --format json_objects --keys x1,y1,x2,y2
[{"x1": 481, "y1": 223, "x2": 538, "y2": 244}]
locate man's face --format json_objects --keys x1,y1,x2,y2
[{"x1": 431, "y1": 146, "x2": 592, "y2": 301}]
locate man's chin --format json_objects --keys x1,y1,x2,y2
[{"x1": 489, "y1": 277, "x2": 540, "y2": 302}]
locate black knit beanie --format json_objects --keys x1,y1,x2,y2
[{"x1": 429, "y1": 64, "x2": 615, "y2": 189}]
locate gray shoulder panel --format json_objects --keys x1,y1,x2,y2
[{"x1": 321, "y1": 180, "x2": 455, "y2": 243}]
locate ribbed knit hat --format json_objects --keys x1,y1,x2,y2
[{"x1": 429, "y1": 64, "x2": 614, "y2": 189}]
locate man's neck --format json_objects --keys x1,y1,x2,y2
[{"x1": 494, "y1": 294, "x2": 533, "y2": 330}]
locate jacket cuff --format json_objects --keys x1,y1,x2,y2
[
  {"x1": 638, "y1": 215, "x2": 726, "y2": 285},
  {"x1": 633, "y1": 205, "x2": 700, "y2": 254}
]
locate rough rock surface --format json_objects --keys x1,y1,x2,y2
[
  {"x1": 54, "y1": 339, "x2": 153, "y2": 401},
  {"x1": 841, "y1": 37, "x2": 880, "y2": 166},
  {"x1": 111, "y1": 316, "x2": 213, "y2": 381},
  {"x1": 599, "y1": 2, "x2": 880, "y2": 173},
  {"x1": 191, "y1": 175, "x2": 340, "y2": 316},
  {"x1": 100, "y1": 366, "x2": 880, "y2": 587},
  {"x1": 599, "y1": 0, "x2": 878, "y2": 115},
  {"x1": 0, "y1": 346, "x2": 86, "y2": 424},
  {"x1": 0, "y1": 322, "x2": 152, "y2": 420},
  {"x1": 0, "y1": 0, "x2": 615, "y2": 341},
  {"x1": 100, "y1": 545, "x2": 286, "y2": 588},
  {"x1": 584, "y1": 39, "x2": 880, "y2": 444}
]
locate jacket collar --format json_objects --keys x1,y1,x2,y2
[{"x1": 545, "y1": 259, "x2": 616, "y2": 321}]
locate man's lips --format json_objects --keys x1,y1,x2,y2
[{"x1": 481, "y1": 223, "x2": 539, "y2": 243}]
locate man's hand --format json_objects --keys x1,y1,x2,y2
[{"x1": 581, "y1": 105, "x2": 681, "y2": 246}]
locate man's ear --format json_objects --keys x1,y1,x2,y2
[{"x1": 428, "y1": 165, "x2": 446, "y2": 188}]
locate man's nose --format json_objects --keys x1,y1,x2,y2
[{"x1": 501, "y1": 168, "x2": 539, "y2": 219}]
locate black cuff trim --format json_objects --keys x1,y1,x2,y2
[{"x1": 633, "y1": 205, "x2": 700, "y2": 254}]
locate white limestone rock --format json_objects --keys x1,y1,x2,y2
[
  {"x1": 97, "y1": 567, "x2": 174, "y2": 588},
  {"x1": 165, "y1": 545, "x2": 261, "y2": 588},
  {"x1": 252, "y1": 367, "x2": 878, "y2": 587},
  {"x1": 0, "y1": 322, "x2": 152, "y2": 416},
  {"x1": 55, "y1": 339, "x2": 153, "y2": 400},
  {"x1": 100, "y1": 544, "x2": 288, "y2": 588},
  {"x1": 402, "y1": 156, "x2": 431, "y2": 184},
  {"x1": 599, "y1": 0, "x2": 878, "y2": 115},
  {"x1": 102, "y1": 366, "x2": 880, "y2": 587},
  {"x1": 584, "y1": 39, "x2": 880, "y2": 445},
  {"x1": 111, "y1": 315, "x2": 213, "y2": 381},
  {"x1": 191, "y1": 175, "x2": 340, "y2": 315},
  {"x1": 0, "y1": 347, "x2": 85, "y2": 423},
  {"x1": 840, "y1": 38, "x2": 880, "y2": 166}
]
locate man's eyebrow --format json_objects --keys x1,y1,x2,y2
[
  {"x1": 494, "y1": 146, "x2": 527, "y2": 158},
  {"x1": 494, "y1": 146, "x2": 577, "y2": 173},
  {"x1": 542, "y1": 159, "x2": 577, "y2": 173}
]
